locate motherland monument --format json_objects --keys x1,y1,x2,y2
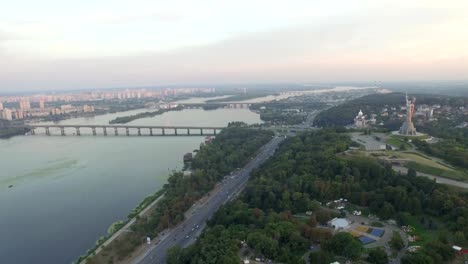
[{"x1": 399, "y1": 93, "x2": 417, "y2": 135}]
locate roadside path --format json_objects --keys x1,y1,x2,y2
[{"x1": 80, "y1": 193, "x2": 165, "y2": 263}]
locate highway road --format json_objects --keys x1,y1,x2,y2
[{"x1": 133, "y1": 136, "x2": 284, "y2": 264}]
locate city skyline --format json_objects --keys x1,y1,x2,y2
[{"x1": 1, "y1": 0, "x2": 468, "y2": 91}]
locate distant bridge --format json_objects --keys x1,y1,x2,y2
[
  {"x1": 182, "y1": 103, "x2": 253, "y2": 109},
  {"x1": 15, "y1": 125, "x2": 224, "y2": 137}
]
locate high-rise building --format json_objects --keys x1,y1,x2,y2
[
  {"x1": 19, "y1": 99, "x2": 31, "y2": 110},
  {"x1": 0, "y1": 102, "x2": 3, "y2": 110},
  {"x1": 1, "y1": 108, "x2": 13, "y2": 120},
  {"x1": 13, "y1": 110, "x2": 24, "y2": 119},
  {"x1": 39, "y1": 100, "x2": 45, "y2": 109}
]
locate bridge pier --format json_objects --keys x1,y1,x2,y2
[
  {"x1": 114, "y1": 127, "x2": 118, "y2": 136},
  {"x1": 187, "y1": 128, "x2": 190, "y2": 135},
  {"x1": 31, "y1": 129, "x2": 35, "y2": 135},
  {"x1": 150, "y1": 128, "x2": 153, "y2": 136},
  {"x1": 137, "y1": 128, "x2": 141, "y2": 136},
  {"x1": 76, "y1": 127, "x2": 81, "y2": 136},
  {"x1": 45, "y1": 127, "x2": 50, "y2": 136},
  {"x1": 103, "y1": 127, "x2": 107, "y2": 136},
  {"x1": 126, "y1": 128, "x2": 130, "y2": 136},
  {"x1": 162, "y1": 128, "x2": 165, "y2": 136},
  {"x1": 92, "y1": 127, "x2": 97, "y2": 136},
  {"x1": 214, "y1": 129, "x2": 217, "y2": 135},
  {"x1": 60, "y1": 127, "x2": 65, "y2": 136},
  {"x1": 174, "y1": 128, "x2": 178, "y2": 136}
]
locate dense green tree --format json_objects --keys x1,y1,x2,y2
[
  {"x1": 168, "y1": 130, "x2": 468, "y2": 264},
  {"x1": 166, "y1": 245, "x2": 182, "y2": 264},
  {"x1": 309, "y1": 250, "x2": 334, "y2": 264},
  {"x1": 390, "y1": 231, "x2": 405, "y2": 251},
  {"x1": 367, "y1": 248, "x2": 389, "y2": 264},
  {"x1": 322, "y1": 232, "x2": 363, "y2": 260}
]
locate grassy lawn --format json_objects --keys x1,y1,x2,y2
[
  {"x1": 391, "y1": 134, "x2": 430, "y2": 140},
  {"x1": 401, "y1": 214, "x2": 442, "y2": 247},
  {"x1": 344, "y1": 149, "x2": 468, "y2": 182},
  {"x1": 385, "y1": 136, "x2": 412, "y2": 150},
  {"x1": 390, "y1": 151, "x2": 453, "y2": 171},
  {"x1": 403, "y1": 151, "x2": 456, "y2": 169},
  {"x1": 386, "y1": 151, "x2": 468, "y2": 181},
  {"x1": 405, "y1": 161, "x2": 468, "y2": 181},
  {"x1": 293, "y1": 213, "x2": 311, "y2": 223}
]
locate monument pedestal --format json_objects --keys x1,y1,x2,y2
[{"x1": 399, "y1": 121, "x2": 417, "y2": 135}]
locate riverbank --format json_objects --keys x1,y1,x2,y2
[
  {"x1": 75, "y1": 190, "x2": 165, "y2": 264},
  {"x1": 81, "y1": 126, "x2": 274, "y2": 264},
  {"x1": 0, "y1": 127, "x2": 30, "y2": 138}
]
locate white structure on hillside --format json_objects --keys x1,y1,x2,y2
[
  {"x1": 354, "y1": 110, "x2": 367, "y2": 128},
  {"x1": 328, "y1": 218, "x2": 350, "y2": 230}
]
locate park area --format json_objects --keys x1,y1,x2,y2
[{"x1": 348, "y1": 225, "x2": 386, "y2": 246}]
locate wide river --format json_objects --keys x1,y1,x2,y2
[{"x1": 0, "y1": 106, "x2": 261, "y2": 264}]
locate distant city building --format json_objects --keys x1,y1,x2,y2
[
  {"x1": 399, "y1": 93, "x2": 417, "y2": 135},
  {"x1": 0, "y1": 102, "x2": 3, "y2": 110},
  {"x1": 13, "y1": 110, "x2": 24, "y2": 119},
  {"x1": 83, "y1": 105, "x2": 95, "y2": 113},
  {"x1": 39, "y1": 100, "x2": 45, "y2": 109},
  {"x1": 1, "y1": 108, "x2": 13, "y2": 120},
  {"x1": 51, "y1": 108, "x2": 62, "y2": 115},
  {"x1": 19, "y1": 99, "x2": 31, "y2": 110},
  {"x1": 354, "y1": 109, "x2": 367, "y2": 128}
]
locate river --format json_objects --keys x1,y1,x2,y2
[{"x1": 0, "y1": 107, "x2": 261, "y2": 264}]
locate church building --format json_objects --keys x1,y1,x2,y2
[{"x1": 354, "y1": 109, "x2": 367, "y2": 128}]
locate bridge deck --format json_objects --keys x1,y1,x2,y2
[{"x1": 17, "y1": 125, "x2": 225, "y2": 129}]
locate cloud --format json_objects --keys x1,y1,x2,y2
[
  {"x1": 1, "y1": 2, "x2": 467, "y2": 91},
  {"x1": 96, "y1": 12, "x2": 183, "y2": 24}
]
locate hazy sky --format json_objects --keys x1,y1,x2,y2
[{"x1": 1, "y1": 0, "x2": 467, "y2": 91}]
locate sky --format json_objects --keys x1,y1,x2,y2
[{"x1": 1, "y1": 0, "x2": 467, "y2": 91}]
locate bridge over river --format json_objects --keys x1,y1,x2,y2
[{"x1": 15, "y1": 125, "x2": 224, "y2": 136}]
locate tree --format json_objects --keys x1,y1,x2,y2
[
  {"x1": 166, "y1": 245, "x2": 182, "y2": 264},
  {"x1": 379, "y1": 202, "x2": 396, "y2": 219},
  {"x1": 454, "y1": 231, "x2": 466, "y2": 244},
  {"x1": 390, "y1": 231, "x2": 404, "y2": 251},
  {"x1": 343, "y1": 238, "x2": 363, "y2": 260},
  {"x1": 308, "y1": 215, "x2": 318, "y2": 227},
  {"x1": 309, "y1": 250, "x2": 334, "y2": 264},
  {"x1": 407, "y1": 168, "x2": 417, "y2": 178},
  {"x1": 399, "y1": 143, "x2": 407, "y2": 150},
  {"x1": 367, "y1": 248, "x2": 389, "y2": 264},
  {"x1": 315, "y1": 209, "x2": 331, "y2": 224},
  {"x1": 322, "y1": 232, "x2": 363, "y2": 260}
]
